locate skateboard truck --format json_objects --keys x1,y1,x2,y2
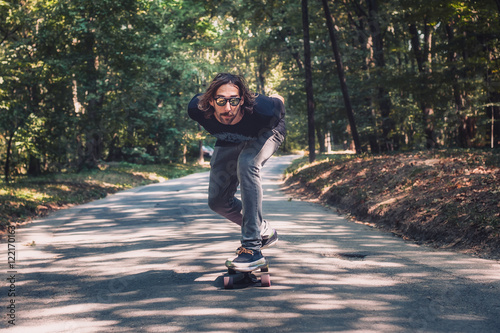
[{"x1": 223, "y1": 266, "x2": 271, "y2": 289}]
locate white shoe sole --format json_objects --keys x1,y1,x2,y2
[{"x1": 225, "y1": 258, "x2": 268, "y2": 273}]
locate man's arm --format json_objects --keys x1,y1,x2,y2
[
  {"x1": 187, "y1": 94, "x2": 204, "y2": 122},
  {"x1": 270, "y1": 94, "x2": 285, "y2": 122},
  {"x1": 252, "y1": 94, "x2": 285, "y2": 130}
]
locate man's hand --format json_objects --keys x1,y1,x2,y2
[{"x1": 269, "y1": 94, "x2": 285, "y2": 104}]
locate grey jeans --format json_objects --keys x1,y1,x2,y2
[{"x1": 208, "y1": 129, "x2": 284, "y2": 250}]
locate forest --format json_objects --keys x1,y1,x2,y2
[{"x1": 1, "y1": 0, "x2": 499, "y2": 182}]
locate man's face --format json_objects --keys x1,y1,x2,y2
[{"x1": 209, "y1": 83, "x2": 244, "y2": 125}]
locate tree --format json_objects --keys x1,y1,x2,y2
[
  {"x1": 2, "y1": 0, "x2": 499, "y2": 182},
  {"x1": 321, "y1": 0, "x2": 361, "y2": 154},
  {"x1": 407, "y1": 11, "x2": 438, "y2": 148},
  {"x1": 0, "y1": 0, "x2": 43, "y2": 182},
  {"x1": 302, "y1": 0, "x2": 316, "y2": 162}
]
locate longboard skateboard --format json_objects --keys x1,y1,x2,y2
[{"x1": 223, "y1": 265, "x2": 271, "y2": 289}]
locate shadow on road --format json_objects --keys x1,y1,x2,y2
[{"x1": 5, "y1": 155, "x2": 500, "y2": 332}]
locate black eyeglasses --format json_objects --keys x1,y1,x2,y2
[{"x1": 214, "y1": 97, "x2": 241, "y2": 107}]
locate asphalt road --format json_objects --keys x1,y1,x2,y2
[{"x1": 2, "y1": 154, "x2": 500, "y2": 332}]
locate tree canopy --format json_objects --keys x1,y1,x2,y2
[{"x1": 1, "y1": 0, "x2": 499, "y2": 181}]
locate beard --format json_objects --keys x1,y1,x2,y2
[{"x1": 215, "y1": 106, "x2": 242, "y2": 125}]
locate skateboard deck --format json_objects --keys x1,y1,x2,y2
[{"x1": 223, "y1": 265, "x2": 271, "y2": 289}]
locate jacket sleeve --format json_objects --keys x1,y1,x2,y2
[
  {"x1": 187, "y1": 94, "x2": 204, "y2": 122},
  {"x1": 254, "y1": 94, "x2": 286, "y2": 129}
]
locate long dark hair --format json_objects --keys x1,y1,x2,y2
[{"x1": 198, "y1": 73, "x2": 256, "y2": 118}]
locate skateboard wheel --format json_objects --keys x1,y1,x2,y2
[
  {"x1": 261, "y1": 266, "x2": 269, "y2": 273},
  {"x1": 261, "y1": 274, "x2": 271, "y2": 287},
  {"x1": 224, "y1": 276, "x2": 234, "y2": 289}
]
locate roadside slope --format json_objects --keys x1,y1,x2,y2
[{"x1": 283, "y1": 151, "x2": 500, "y2": 259}]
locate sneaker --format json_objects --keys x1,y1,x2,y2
[
  {"x1": 261, "y1": 229, "x2": 278, "y2": 250},
  {"x1": 225, "y1": 247, "x2": 267, "y2": 272}
]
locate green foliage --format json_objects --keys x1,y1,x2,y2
[{"x1": 0, "y1": 0, "x2": 499, "y2": 181}]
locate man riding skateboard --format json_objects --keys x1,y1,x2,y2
[{"x1": 187, "y1": 73, "x2": 286, "y2": 272}]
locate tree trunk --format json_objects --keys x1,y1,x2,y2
[
  {"x1": 486, "y1": 50, "x2": 500, "y2": 148},
  {"x1": 366, "y1": 0, "x2": 394, "y2": 150},
  {"x1": 27, "y1": 154, "x2": 42, "y2": 177},
  {"x1": 302, "y1": 0, "x2": 316, "y2": 162},
  {"x1": 4, "y1": 132, "x2": 14, "y2": 183},
  {"x1": 409, "y1": 21, "x2": 438, "y2": 148},
  {"x1": 346, "y1": 0, "x2": 380, "y2": 153},
  {"x1": 316, "y1": 126, "x2": 326, "y2": 153},
  {"x1": 257, "y1": 57, "x2": 268, "y2": 95},
  {"x1": 182, "y1": 144, "x2": 187, "y2": 164},
  {"x1": 321, "y1": 0, "x2": 362, "y2": 154},
  {"x1": 492, "y1": 108, "x2": 497, "y2": 148},
  {"x1": 445, "y1": 24, "x2": 475, "y2": 148},
  {"x1": 198, "y1": 125, "x2": 204, "y2": 164},
  {"x1": 79, "y1": 14, "x2": 103, "y2": 170}
]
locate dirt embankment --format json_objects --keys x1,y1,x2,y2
[{"x1": 283, "y1": 151, "x2": 500, "y2": 259}]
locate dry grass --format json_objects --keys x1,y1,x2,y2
[
  {"x1": 284, "y1": 150, "x2": 500, "y2": 259},
  {"x1": 0, "y1": 162, "x2": 209, "y2": 233}
]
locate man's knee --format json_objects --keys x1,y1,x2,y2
[
  {"x1": 238, "y1": 160, "x2": 260, "y2": 179},
  {"x1": 209, "y1": 195, "x2": 230, "y2": 214},
  {"x1": 208, "y1": 196, "x2": 220, "y2": 212}
]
